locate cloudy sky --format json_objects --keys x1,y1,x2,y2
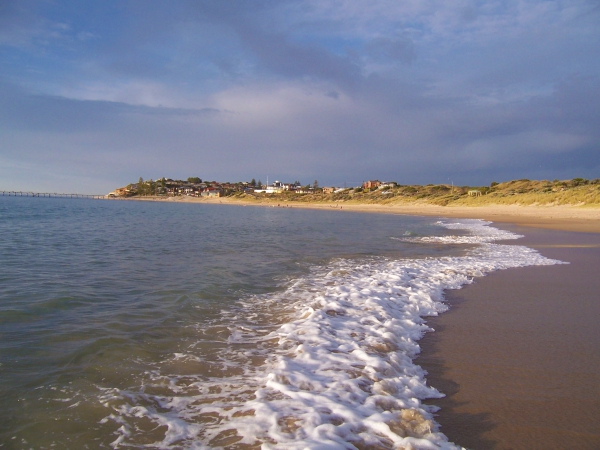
[{"x1": 1, "y1": 0, "x2": 599, "y2": 193}]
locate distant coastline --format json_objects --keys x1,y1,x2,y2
[
  {"x1": 9, "y1": 177, "x2": 598, "y2": 233},
  {"x1": 111, "y1": 178, "x2": 600, "y2": 209},
  {"x1": 122, "y1": 193, "x2": 600, "y2": 234},
  {"x1": 108, "y1": 177, "x2": 600, "y2": 234}
]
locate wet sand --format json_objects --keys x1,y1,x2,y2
[{"x1": 419, "y1": 225, "x2": 600, "y2": 449}]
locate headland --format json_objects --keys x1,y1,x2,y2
[{"x1": 111, "y1": 178, "x2": 600, "y2": 233}]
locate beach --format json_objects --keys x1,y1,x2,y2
[
  {"x1": 418, "y1": 225, "x2": 600, "y2": 449},
  {"x1": 6, "y1": 195, "x2": 597, "y2": 448},
  {"x1": 132, "y1": 195, "x2": 600, "y2": 233},
  {"x1": 137, "y1": 195, "x2": 600, "y2": 448}
]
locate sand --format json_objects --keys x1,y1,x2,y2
[{"x1": 418, "y1": 225, "x2": 600, "y2": 449}]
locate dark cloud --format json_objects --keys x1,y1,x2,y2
[
  {"x1": 237, "y1": 29, "x2": 362, "y2": 83},
  {"x1": 96, "y1": 0, "x2": 365, "y2": 85},
  {"x1": 2, "y1": 71, "x2": 598, "y2": 191},
  {"x1": 0, "y1": 82, "x2": 221, "y2": 133},
  {"x1": 0, "y1": 1, "x2": 599, "y2": 192},
  {"x1": 0, "y1": 0, "x2": 46, "y2": 46},
  {"x1": 365, "y1": 34, "x2": 416, "y2": 64}
]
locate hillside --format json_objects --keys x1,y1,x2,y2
[{"x1": 233, "y1": 178, "x2": 600, "y2": 207}]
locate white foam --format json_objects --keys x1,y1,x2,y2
[
  {"x1": 99, "y1": 220, "x2": 564, "y2": 449},
  {"x1": 394, "y1": 219, "x2": 523, "y2": 244}
]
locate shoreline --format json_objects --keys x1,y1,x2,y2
[
  {"x1": 122, "y1": 195, "x2": 600, "y2": 233},
  {"x1": 12, "y1": 194, "x2": 599, "y2": 446},
  {"x1": 146, "y1": 195, "x2": 598, "y2": 447},
  {"x1": 418, "y1": 225, "x2": 600, "y2": 449}
]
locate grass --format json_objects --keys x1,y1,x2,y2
[{"x1": 231, "y1": 178, "x2": 600, "y2": 207}]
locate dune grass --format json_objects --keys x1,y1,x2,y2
[{"x1": 233, "y1": 178, "x2": 600, "y2": 207}]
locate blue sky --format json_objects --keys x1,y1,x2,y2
[{"x1": 1, "y1": 0, "x2": 599, "y2": 193}]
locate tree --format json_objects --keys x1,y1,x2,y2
[
  {"x1": 250, "y1": 178, "x2": 256, "y2": 187},
  {"x1": 187, "y1": 177, "x2": 202, "y2": 184},
  {"x1": 137, "y1": 177, "x2": 145, "y2": 196},
  {"x1": 257, "y1": 180, "x2": 262, "y2": 188},
  {"x1": 313, "y1": 180, "x2": 319, "y2": 189}
]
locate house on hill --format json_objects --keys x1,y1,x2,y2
[
  {"x1": 362, "y1": 180, "x2": 381, "y2": 189},
  {"x1": 265, "y1": 181, "x2": 284, "y2": 194}
]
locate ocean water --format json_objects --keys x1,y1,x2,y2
[{"x1": 0, "y1": 197, "x2": 563, "y2": 449}]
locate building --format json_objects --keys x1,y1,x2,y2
[
  {"x1": 362, "y1": 180, "x2": 381, "y2": 189},
  {"x1": 322, "y1": 187, "x2": 336, "y2": 194},
  {"x1": 109, "y1": 187, "x2": 133, "y2": 197},
  {"x1": 265, "y1": 180, "x2": 284, "y2": 194},
  {"x1": 201, "y1": 188, "x2": 222, "y2": 197}
]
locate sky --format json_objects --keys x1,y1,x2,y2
[{"x1": 1, "y1": 0, "x2": 599, "y2": 193}]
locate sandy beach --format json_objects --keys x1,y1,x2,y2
[{"x1": 418, "y1": 225, "x2": 600, "y2": 449}]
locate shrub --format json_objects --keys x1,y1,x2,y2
[{"x1": 571, "y1": 178, "x2": 589, "y2": 186}]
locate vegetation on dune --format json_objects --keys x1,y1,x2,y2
[
  {"x1": 116, "y1": 177, "x2": 600, "y2": 207},
  {"x1": 233, "y1": 178, "x2": 600, "y2": 207}
]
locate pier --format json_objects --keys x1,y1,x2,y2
[{"x1": 1, "y1": 191, "x2": 113, "y2": 199}]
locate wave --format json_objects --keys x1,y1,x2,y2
[
  {"x1": 99, "y1": 220, "x2": 564, "y2": 449},
  {"x1": 393, "y1": 219, "x2": 523, "y2": 244}
]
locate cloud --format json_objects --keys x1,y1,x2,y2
[
  {"x1": 364, "y1": 34, "x2": 416, "y2": 64},
  {"x1": 0, "y1": 0, "x2": 47, "y2": 47},
  {"x1": 3, "y1": 70, "x2": 598, "y2": 192},
  {"x1": 0, "y1": 1, "x2": 599, "y2": 192},
  {"x1": 0, "y1": 81, "x2": 221, "y2": 133}
]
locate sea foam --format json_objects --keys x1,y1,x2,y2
[{"x1": 100, "y1": 219, "x2": 564, "y2": 449}]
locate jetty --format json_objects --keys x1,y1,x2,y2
[{"x1": 1, "y1": 191, "x2": 113, "y2": 199}]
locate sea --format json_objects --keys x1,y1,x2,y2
[{"x1": 0, "y1": 196, "x2": 563, "y2": 449}]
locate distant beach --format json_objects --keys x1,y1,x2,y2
[{"x1": 128, "y1": 194, "x2": 600, "y2": 233}]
